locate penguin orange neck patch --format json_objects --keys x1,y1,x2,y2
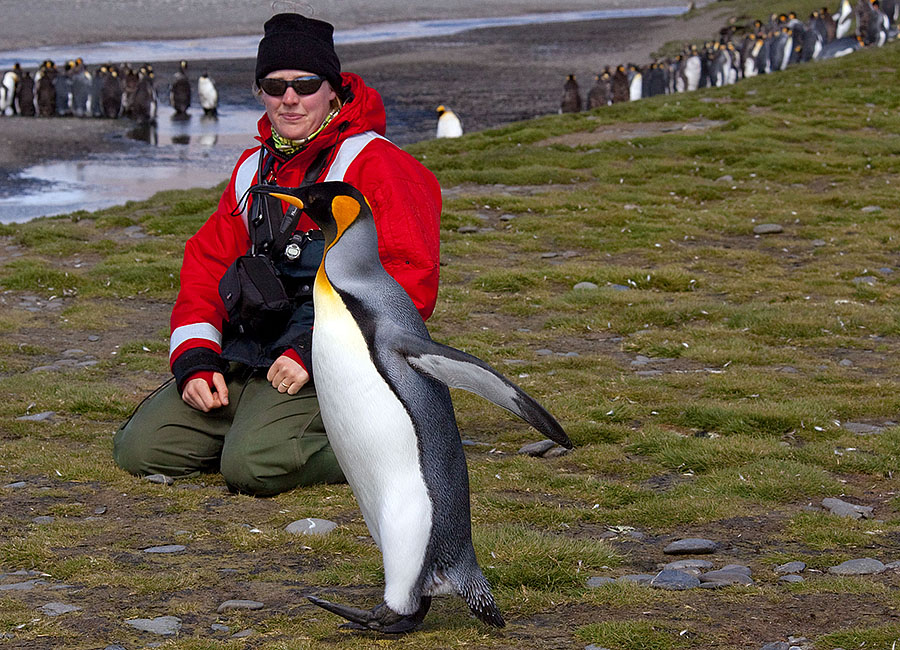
[{"x1": 329, "y1": 195, "x2": 361, "y2": 246}]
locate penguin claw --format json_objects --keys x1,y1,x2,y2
[{"x1": 307, "y1": 595, "x2": 431, "y2": 634}]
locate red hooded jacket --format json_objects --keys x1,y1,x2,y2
[{"x1": 168, "y1": 73, "x2": 441, "y2": 391}]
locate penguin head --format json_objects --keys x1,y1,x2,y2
[
  {"x1": 436, "y1": 104, "x2": 447, "y2": 116},
  {"x1": 251, "y1": 181, "x2": 371, "y2": 249}
]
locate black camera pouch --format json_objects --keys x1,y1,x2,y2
[{"x1": 219, "y1": 254, "x2": 291, "y2": 334}]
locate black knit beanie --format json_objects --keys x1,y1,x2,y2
[{"x1": 255, "y1": 14, "x2": 343, "y2": 93}]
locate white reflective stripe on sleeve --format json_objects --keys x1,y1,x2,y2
[
  {"x1": 233, "y1": 150, "x2": 260, "y2": 232},
  {"x1": 169, "y1": 323, "x2": 223, "y2": 359},
  {"x1": 324, "y1": 131, "x2": 387, "y2": 181}
]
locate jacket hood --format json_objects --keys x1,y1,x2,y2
[{"x1": 255, "y1": 72, "x2": 386, "y2": 156}]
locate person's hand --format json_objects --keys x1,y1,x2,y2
[
  {"x1": 267, "y1": 355, "x2": 309, "y2": 395},
  {"x1": 182, "y1": 372, "x2": 229, "y2": 412}
]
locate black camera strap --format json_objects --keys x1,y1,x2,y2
[{"x1": 248, "y1": 146, "x2": 335, "y2": 257}]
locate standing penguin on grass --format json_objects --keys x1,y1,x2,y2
[
  {"x1": 250, "y1": 181, "x2": 572, "y2": 633},
  {"x1": 435, "y1": 105, "x2": 462, "y2": 138},
  {"x1": 560, "y1": 73, "x2": 582, "y2": 113}
]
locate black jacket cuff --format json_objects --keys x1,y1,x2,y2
[
  {"x1": 172, "y1": 348, "x2": 229, "y2": 393},
  {"x1": 290, "y1": 330, "x2": 314, "y2": 384}
]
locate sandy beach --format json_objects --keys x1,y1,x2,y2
[{"x1": 0, "y1": 0, "x2": 729, "y2": 177}]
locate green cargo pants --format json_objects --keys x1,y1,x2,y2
[{"x1": 113, "y1": 364, "x2": 344, "y2": 496}]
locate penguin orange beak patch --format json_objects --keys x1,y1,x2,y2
[{"x1": 269, "y1": 193, "x2": 304, "y2": 211}]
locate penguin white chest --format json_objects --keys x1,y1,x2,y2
[{"x1": 312, "y1": 280, "x2": 432, "y2": 533}]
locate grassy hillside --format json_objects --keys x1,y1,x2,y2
[{"x1": 1, "y1": 13, "x2": 900, "y2": 650}]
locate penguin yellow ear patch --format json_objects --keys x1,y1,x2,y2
[{"x1": 332, "y1": 195, "x2": 361, "y2": 224}]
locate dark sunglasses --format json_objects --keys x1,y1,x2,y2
[{"x1": 257, "y1": 76, "x2": 325, "y2": 97}]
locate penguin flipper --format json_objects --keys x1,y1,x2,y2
[
  {"x1": 398, "y1": 332, "x2": 572, "y2": 448},
  {"x1": 307, "y1": 596, "x2": 430, "y2": 634}
]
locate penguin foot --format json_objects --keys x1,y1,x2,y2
[{"x1": 307, "y1": 595, "x2": 432, "y2": 634}]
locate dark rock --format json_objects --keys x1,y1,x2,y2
[
  {"x1": 663, "y1": 538, "x2": 719, "y2": 554},
  {"x1": 650, "y1": 569, "x2": 700, "y2": 590},
  {"x1": 699, "y1": 570, "x2": 754, "y2": 585},
  {"x1": 586, "y1": 576, "x2": 615, "y2": 588},
  {"x1": 518, "y1": 439, "x2": 557, "y2": 457},
  {"x1": 616, "y1": 574, "x2": 654, "y2": 585},
  {"x1": 778, "y1": 575, "x2": 804, "y2": 584},
  {"x1": 774, "y1": 561, "x2": 806, "y2": 575},
  {"x1": 124, "y1": 616, "x2": 182, "y2": 635},
  {"x1": 828, "y1": 558, "x2": 885, "y2": 575},
  {"x1": 217, "y1": 599, "x2": 264, "y2": 613},
  {"x1": 39, "y1": 602, "x2": 81, "y2": 616},
  {"x1": 664, "y1": 559, "x2": 713, "y2": 574}
]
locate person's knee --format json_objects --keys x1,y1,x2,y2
[
  {"x1": 219, "y1": 447, "x2": 282, "y2": 497},
  {"x1": 112, "y1": 421, "x2": 154, "y2": 476}
]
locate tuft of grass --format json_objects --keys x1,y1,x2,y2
[{"x1": 576, "y1": 619, "x2": 691, "y2": 650}]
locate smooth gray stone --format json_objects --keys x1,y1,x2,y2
[
  {"x1": 716, "y1": 175, "x2": 733, "y2": 183},
  {"x1": 586, "y1": 576, "x2": 615, "y2": 588},
  {"x1": 536, "y1": 349, "x2": 554, "y2": 356},
  {"x1": 631, "y1": 355, "x2": 652, "y2": 366},
  {"x1": 852, "y1": 276, "x2": 877, "y2": 285},
  {"x1": 811, "y1": 239, "x2": 827, "y2": 247},
  {"x1": 94, "y1": 506, "x2": 108, "y2": 515},
  {"x1": 145, "y1": 474, "x2": 175, "y2": 486},
  {"x1": 285, "y1": 518, "x2": 337, "y2": 536},
  {"x1": 585, "y1": 646, "x2": 613, "y2": 650},
  {"x1": 778, "y1": 575, "x2": 805, "y2": 584},
  {"x1": 543, "y1": 446, "x2": 569, "y2": 458},
  {"x1": 88, "y1": 335, "x2": 101, "y2": 342},
  {"x1": 650, "y1": 569, "x2": 700, "y2": 590},
  {"x1": 105, "y1": 646, "x2": 127, "y2": 650},
  {"x1": 760, "y1": 643, "x2": 790, "y2": 650},
  {"x1": 40, "y1": 602, "x2": 81, "y2": 616},
  {"x1": 143, "y1": 545, "x2": 185, "y2": 554},
  {"x1": 32, "y1": 516, "x2": 55, "y2": 525},
  {"x1": 664, "y1": 559, "x2": 713, "y2": 575},
  {"x1": 518, "y1": 439, "x2": 557, "y2": 456},
  {"x1": 217, "y1": 599, "x2": 264, "y2": 613},
  {"x1": 617, "y1": 574, "x2": 654, "y2": 585},
  {"x1": 861, "y1": 205, "x2": 882, "y2": 213},
  {"x1": 16, "y1": 411, "x2": 56, "y2": 422},
  {"x1": 231, "y1": 629, "x2": 254, "y2": 638},
  {"x1": 753, "y1": 223, "x2": 783, "y2": 235},
  {"x1": 4, "y1": 482, "x2": 27, "y2": 489},
  {"x1": 842, "y1": 422, "x2": 886, "y2": 435},
  {"x1": 828, "y1": 558, "x2": 885, "y2": 576},
  {"x1": 125, "y1": 616, "x2": 182, "y2": 635},
  {"x1": 720, "y1": 564, "x2": 752, "y2": 575},
  {"x1": 838, "y1": 359, "x2": 853, "y2": 367},
  {"x1": 573, "y1": 282, "x2": 599, "y2": 291},
  {"x1": 610, "y1": 284, "x2": 631, "y2": 291},
  {"x1": 457, "y1": 225, "x2": 479, "y2": 234},
  {"x1": 211, "y1": 623, "x2": 230, "y2": 632},
  {"x1": 0, "y1": 580, "x2": 40, "y2": 591},
  {"x1": 663, "y1": 538, "x2": 719, "y2": 555},
  {"x1": 885, "y1": 561, "x2": 900, "y2": 570},
  {"x1": 61, "y1": 349, "x2": 86, "y2": 358},
  {"x1": 775, "y1": 561, "x2": 806, "y2": 575},
  {"x1": 699, "y1": 570, "x2": 754, "y2": 585},
  {"x1": 822, "y1": 497, "x2": 873, "y2": 519}
]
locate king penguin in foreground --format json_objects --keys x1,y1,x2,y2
[{"x1": 251, "y1": 181, "x2": 572, "y2": 633}]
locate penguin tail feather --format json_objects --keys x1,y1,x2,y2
[{"x1": 448, "y1": 567, "x2": 506, "y2": 628}]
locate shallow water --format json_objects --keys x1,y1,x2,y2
[
  {"x1": 0, "y1": 5, "x2": 690, "y2": 223},
  {"x1": 0, "y1": 7, "x2": 689, "y2": 68}
]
